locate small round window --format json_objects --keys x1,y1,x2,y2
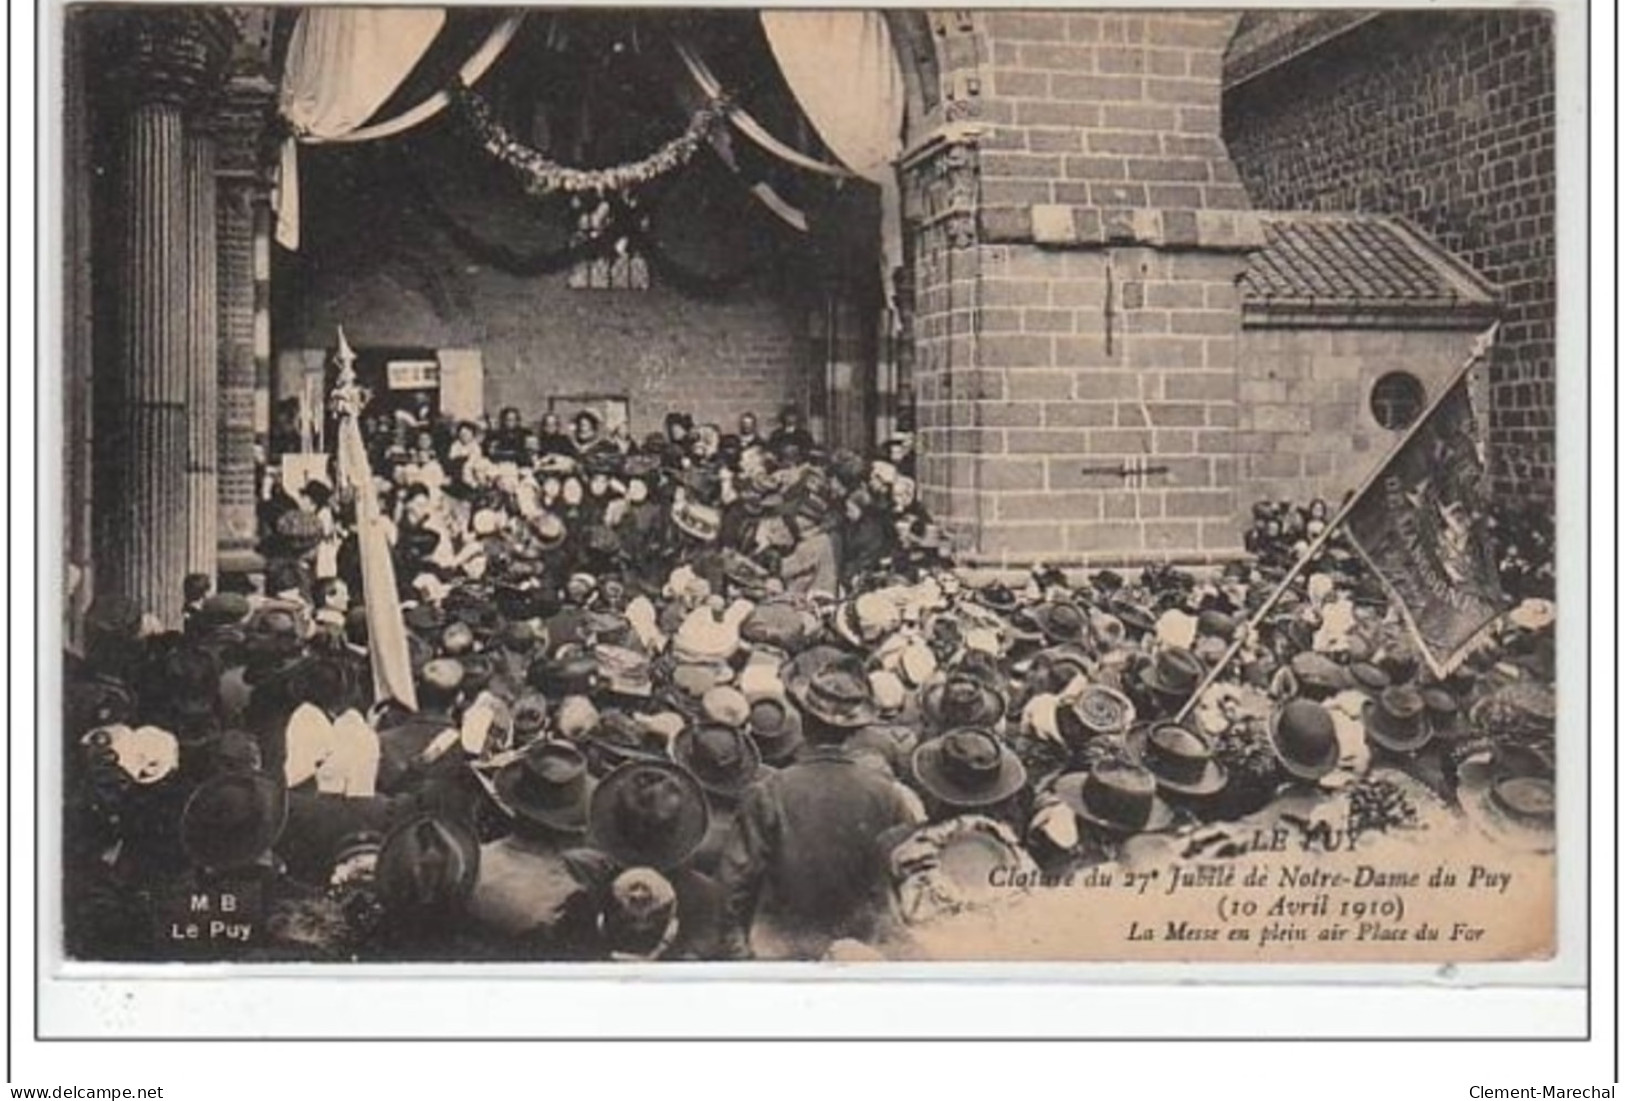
[{"x1": 1369, "y1": 371, "x2": 1426, "y2": 430}]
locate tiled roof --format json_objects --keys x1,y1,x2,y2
[{"x1": 1240, "y1": 212, "x2": 1499, "y2": 313}]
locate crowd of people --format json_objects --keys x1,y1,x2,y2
[{"x1": 62, "y1": 399, "x2": 1559, "y2": 963}]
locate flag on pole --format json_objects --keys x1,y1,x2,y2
[
  {"x1": 332, "y1": 327, "x2": 419, "y2": 712},
  {"x1": 1342, "y1": 324, "x2": 1512, "y2": 677}
]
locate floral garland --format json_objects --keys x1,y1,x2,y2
[{"x1": 449, "y1": 81, "x2": 727, "y2": 197}]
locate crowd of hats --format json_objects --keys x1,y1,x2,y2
[{"x1": 62, "y1": 469, "x2": 1560, "y2": 960}]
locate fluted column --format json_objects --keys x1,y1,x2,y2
[
  {"x1": 185, "y1": 124, "x2": 220, "y2": 580},
  {"x1": 93, "y1": 10, "x2": 234, "y2": 628}
]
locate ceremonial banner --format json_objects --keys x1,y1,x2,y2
[
  {"x1": 1343, "y1": 326, "x2": 1513, "y2": 677},
  {"x1": 333, "y1": 331, "x2": 418, "y2": 712}
]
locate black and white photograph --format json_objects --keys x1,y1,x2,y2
[{"x1": 47, "y1": 3, "x2": 1573, "y2": 977}]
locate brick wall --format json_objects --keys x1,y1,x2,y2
[
  {"x1": 1223, "y1": 11, "x2": 1557, "y2": 503},
  {"x1": 905, "y1": 10, "x2": 1258, "y2": 568},
  {"x1": 1237, "y1": 325, "x2": 1483, "y2": 503},
  {"x1": 276, "y1": 209, "x2": 811, "y2": 441}
]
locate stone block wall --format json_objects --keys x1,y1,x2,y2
[
  {"x1": 1236, "y1": 325, "x2": 1484, "y2": 503},
  {"x1": 905, "y1": 10, "x2": 1261, "y2": 568},
  {"x1": 1223, "y1": 11, "x2": 1557, "y2": 504}
]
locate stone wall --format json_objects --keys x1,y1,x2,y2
[
  {"x1": 1236, "y1": 325, "x2": 1484, "y2": 504},
  {"x1": 1223, "y1": 11, "x2": 1557, "y2": 504},
  {"x1": 905, "y1": 10, "x2": 1260, "y2": 568},
  {"x1": 275, "y1": 204, "x2": 812, "y2": 441}
]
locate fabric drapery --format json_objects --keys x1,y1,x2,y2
[
  {"x1": 758, "y1": 11, "x2": 907, "y2": 307},
  {"x1": 275, "y1": 9, "x2": 524, "y2": 249}
]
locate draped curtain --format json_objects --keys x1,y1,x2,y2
[
  {"x1": 275, "y1": 8, "x2": 522, "y2": 250},
  {"x1": 758, "y1": 12, "x2": 907, "y2": 305}
]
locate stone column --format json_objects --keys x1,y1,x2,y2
[
  {"x1": 184, "y1": 122, "x2": 220, "y2": 580},
  {"x1": 212, "y1": 59, "x2": 277, "y2": 577},
  {"x1": 93, "y1": 10, "x2": 234, "y2": 627}
]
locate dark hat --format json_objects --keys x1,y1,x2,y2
[
  {"x1": 671, "y1": 499, "x2": 722, "y2": 543},
  {"x1": 1125, "y1": 723, "x2": 1228, "y2": 796},
  {"x1": 1054, "y1": 761, "x2": 1175, "y2": 836},
  {"x1": 1195, "y1": 608, "x2": 1241, "y2": 641},
  {"x1": 911, "y1": 727, "x2": 1027, "y2": 809},
  {"x1": 194, "y1": 593, "x2": 252, "y2": 631},
  {"x1": 1362, "y1": 685, "x2": 1433, "y2": 753},
  {"x1": 179, "y1": 769, "x2": 288, "y2": 872},
  {"x1": 919, "y1": 675, "x2": 1007, "y2": 732},
  {"x1": 786, "y1": 658, "x2": 878, "y2": 729},
  {"x1": 374, "y1": 815, "x2": 480, "y2": 920},
  {"x1": 1347, "y1": 662, "x2": 1393, "y2": 695},
  {"x1": 1456, "y1": 747, "x2": 1556, "y2": 853},
  {"x1": 502, "y1": 620, "x2": 539, "y2": 653},
  {"x1": 403, "y1": 602, "x2": 447, "y2": 635},
  {"x1": 973, "y1": 581, "x2": 1020, "y2": 614},
  {"x1": 1030, "y1": 601, "x2": 1092, "y2": 647},
  {"x1": 744, "y1": 695, "x2": 805, "y2": 766},
  {"x1": 494, "y1": 741, "x2": 597, "y2": 834},
  {"x1": 588, "y1": 760, "x2": 710, "y2": 870},
  {"x1": 1139, "y1": 647, "x2": 1204, "y2": 699},
  {"x1": 1290, "y1": 652, "x2": 1352, "y2": 698},
  {"x1": 1027, "y1": 645, "x2": 1096, "y2": 695},
  {"x1": 672, "y1": 724, "x2": 762, "y2": 798},
  {"x1": 529, "y1": 650, "x2": 600, "y2": 698},
  {"x1": 1108, "y1": 597, "x2": 1157, "y2": 639},
  {"x1": 740, "y1": 602, "x2": 812, "y2": 653},
  {"x1": 1268, "y1": 700, "x2": 1341, "y2": 781}
]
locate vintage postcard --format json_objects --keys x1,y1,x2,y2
[{"x1": 55, "y1": 4, "x2": 1563, "y2": 968}]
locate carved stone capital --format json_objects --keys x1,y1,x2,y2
[
  {"x1": 102, "y1": 8, "x2": 238, "y2": 112},
  {"x1": 901, "y1": 131, "x2": 982, "y2": 251}
]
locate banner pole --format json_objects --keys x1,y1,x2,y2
[{"x1": 1170, "y1": 322, "x2": 1499, "y2": 725}]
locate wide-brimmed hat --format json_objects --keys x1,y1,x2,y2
[
  {"x1": 1456, "y1": 751, "x2": 1555, "y2": 853},
  {"x1": 788, "y1": 658, "x2": 879, "y2": 729},
  {"x1": 919, "y1": 674, "x2": 1007, "y2": 731},
  {"x1": 1138, "y1": 646, "x2": 1204, "y2": 699},
  {"x1": 1126, "y1": 723, "x2": 1229, "y2": 796},
  {"x1": 375, "y1": 814, "x2": 480, "y2": 920},
  {"x1": 672, "y1": 724, "x2": 762, "y2": 797},
  {"x1": 494, "y1": 741, "x2": 597, "y2": 834},
  {"x1": 193, "y1": 593, "x2": 252, "y2": 632},
  {"x1": 700, "y1": 685, "x2": 752, "y2": 729},
  {"x1": 1268, "y1": 699, "x2": 1342, "y2": 781},
  {"x1": 588, "y1": 760, "x2": 710, "y2": 870},
  {"x1": 911, "y1": 727, "x2": 1027, "y2": 808},
  {"x1": 1195, "y1": 608, "x2": 1241, "y2": 641},
  {"x1": 180, "y1": 769, "x2": 288, "y2": 871},
  {"x1": 973, "y1": 581, "x2": 1021, "y2": 614},
  {"x1": 1054, "y1": 761, "x2": 1175, "y2": 835},
  {"x1": 1362, "y1": 686, "x2": 1433, "y2": 753},
  {"x1": 1057, "y1": 684, "x2": 1137, "y2": 744},
  {"x1": 1030, "y1": 601, "x2": 1092, "y2": 647}
]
